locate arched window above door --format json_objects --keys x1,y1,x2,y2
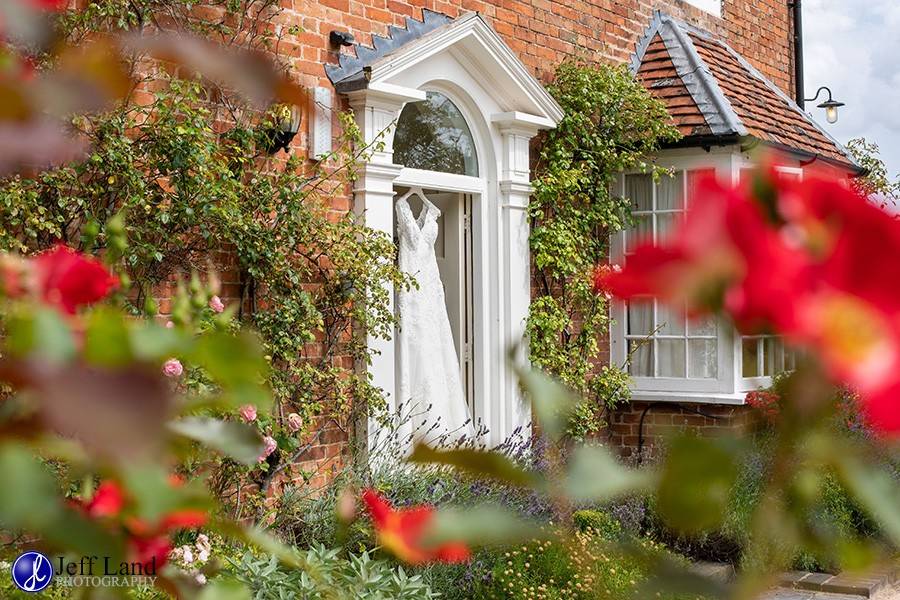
[{"x1": 393, "y1": 91, "x2": 479, "y2": 176}]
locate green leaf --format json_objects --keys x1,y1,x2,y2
[
  {"x1": 216, "y1": 520, "x2": 305, "y2": 571},
  {"x1": 834, "y1": 450, "x2": 900, "y2": 546},
  {"x1": 130, "y1": 322, "x2": 189, "y2": 362},
  {"x1": 6, "y1": 308, "x2": 76, "y2": 364},
  {"x1": 120, "y1": 463, "x2": 212, "y2": 524},
  {"x1": 425, "y1": 506, "x2": 550, "y2": 548},
  {"x1": 169, "y1": 417, "x2": 264, "y2": 465},
  {"x1": 656, "y1": 435, "x2": 739, "y2": 534},
  {"x1": 197, "y1": 579, "x2": 252, "y2": 600},
  {"x1": 191, "y1": 331, "x2": 271, "y2": 411},
  {"x1": 0, "y1": 443, "x2": 62, "y2": 530},
  {"x1": 83, "y1": 307, "x2": 133, "y2": 367},
  {"x1": 408, "y1": 443, "x2": 541, "y2": 489},
  {"x1": 0, "y1": 444, "x2": 122, "y2": 558},
  {"x1": 513, "y1": 361, "x2": 578, "y2": 440},
  {"x1": 564, "y1": 444, "x2": 651, "y2": 502}
]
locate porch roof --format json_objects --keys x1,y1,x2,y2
[{"x1": 632, "y1": 12, "x2": 862, "y2": 173}]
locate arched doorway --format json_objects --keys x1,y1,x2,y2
[{"x1": 329, "y1": 11, "x2": 563, "y2": 446}]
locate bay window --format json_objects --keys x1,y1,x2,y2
[{"x1": 610, "y1": 152, "x2": 797, "y2": 403}]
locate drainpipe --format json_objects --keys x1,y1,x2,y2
[{"x1": 790, "y1": 0, "x2": 805, "y2": 108}]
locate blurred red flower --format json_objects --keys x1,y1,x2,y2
[
  {"x1": 362, "y1": 489, "x2": 471, "y2": 565},
  {"x1": 28, "y1": 0, "x2": 68, "y2": 11},
  {"x1": 598, "y1": 168, "x2": 900, "y2": 435},
  {"x1": 85, "y1": 481, "x2": 125, "y2": 518},
  {"x1": 78, "y1": 479, "x2": 207, "y2": 571},
  {"x1": 32, "y1": 245, "x2": 118, "y2": 314},
  {"x1": 746, "y1": 390, "x2": 781, "y2": 423}
]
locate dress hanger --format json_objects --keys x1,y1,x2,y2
[{"x1": 395, "y1": 187, "x2": 440, "y2": 216}]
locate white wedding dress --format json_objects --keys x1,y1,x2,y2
[{"x1": 395, "y1": 190, "x2": 476, "y2": 445}]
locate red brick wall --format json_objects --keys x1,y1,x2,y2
[
  {"x1": 281, "y1": 0, "x2": 794, "y2": 98},
  {"x1": 605, "y1": 401, "x2": 756, "y2": 461}
]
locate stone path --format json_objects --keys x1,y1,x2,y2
[
  {"x1": 771, "y1": 568, "x2": 899, "y2": 599},
  {"x1": 763, "y1": 591, "x2": 889, "y2": 600},
  {"x1": 764, "y1": 590, "x2": 899, "y2": 600}
]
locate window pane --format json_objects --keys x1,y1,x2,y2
[
  {"x1": 656, "y1": 212, "x2": 679, "y2": 241},
  {"x1": 393, "y1": 92, "x2": 478, "y2": 176},
  {"x1": 657, "y1": 172, "x2": 684, "y2": 210},
  {"x1": 742, "y1": 338, "x2": 760, "y2": 377},
  {"x1": 776, "y1": 169, "x2": 802, "y2": 182},
  {"x1": 627, "y1": 300, "x2": 653, "y2": 336},
  {"x1": 658, "y1": 339, "x2": 686, "y2": 378},
  {"x1": 628, "y1": 215, "x2": 652, "y2": 253},
  {"x1": 657, "y1": 302, "x2": 685, "y2": 335},
  {"x1": 784, "y1": 348, "x2": 797, "y2": 371},
  {"x1": 626, "y1": 174, "x2": 653, "y2": 212},
  {"x1": 688, "y1": 314, "x2": 717, "y2": 336},
  {"x1": 763, "y1": 337, "x2": 785, "y2": 376},
  {"x1": 628, "y1": 340, "x2": 653, "y2": 377},
  {"x1": 689, "y1": 339, "x2": 718, "y2": 378}
]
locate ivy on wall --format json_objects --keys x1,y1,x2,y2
[{"x1": 527, "y1": 60, "x2": 681, "y2": 440}]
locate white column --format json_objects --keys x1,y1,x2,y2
[
  {"x1": 346, "y1": 85, "x2": 424, "y2": 448},
  {"x1": 492, "y1": 112, "x2": 546, "y2": 444}
]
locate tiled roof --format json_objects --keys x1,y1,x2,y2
[
  {"x1": 325, "y1": 9, "x2": 453, "y2": 89},
  {"x1": 632, "y1": 12, "x2": 860, "y2": 172}
]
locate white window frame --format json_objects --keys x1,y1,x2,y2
[
  {"x1": 734, "y1": 164, "x2": 803, "y2": 391},
  {"x1": 610, "y1": 148, "x2": 803, "y2": 404}
]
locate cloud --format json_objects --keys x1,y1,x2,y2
[{"x1": 803, "y1": 0, "x2": 900, "y2": 178}]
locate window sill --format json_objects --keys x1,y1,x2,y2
[{"x1": 628, "y1": 390, "x2": 748, "y2": 406}]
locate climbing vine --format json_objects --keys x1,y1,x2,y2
[
  {"x1": 846, "y1": 137, "x2": 900, "y2": 208},
  {"x1": 527, "y1": 59, "x2": 681, "y2": 440}
]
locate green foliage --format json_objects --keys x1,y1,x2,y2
[
  {"x1": 227, "y1": 546, "x2": 438, "y2": 599},
  {"x1": 0, "y1": 0, "x2": 411, "y2": 488},
  {"x1": 527, "y1": 60, "x2": 681, "y2": 440},
  {"x1": 846, "y1": 138, "x2": 900, "y2": 205},
  {"x1": 645, "y1": 425, "x2": 891, "y2": 573},
  {"x1": 572, "y1": 510, "x2": 623, "y2": 541},
  {"x1": 656, "y1": 436, "x2": 740, "y2": 534},
  {"x1": 475, "y1": 533, "x2": 695, "y2": 600}
]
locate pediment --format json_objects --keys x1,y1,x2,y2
[{"x1": 326, "y1": 11, "x2": 562, "y2": 126}]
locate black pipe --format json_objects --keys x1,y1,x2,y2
[
  {"x1": 635, "y1": 402, "x2": 725, "y2": 466},
  {"x1": 791, "y1": 0, "x2": 805, "y2": 108}
]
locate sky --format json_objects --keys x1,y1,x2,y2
[{"x1": 803, "y1": 0, "x2": 900, "y2": 179}]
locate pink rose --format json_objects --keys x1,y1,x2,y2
[
  {"x1": 286, "y1": 412, "x2": 303, "y2": 432},
  {"x1": 165, "y1": 320, "x2": 174, "y2": 329},
  {"x1": 258, "y1": 436, "x2": 277, "y2": 463},
  {"x1": 208, "y1": 295, "x2": 225, "y2": 313},
  {"x1": 162, "y1": 358, "x2": 183, "y2": 378},
  {"x1": 238, "y1": 404, "x2": 257, "y2": 423}
]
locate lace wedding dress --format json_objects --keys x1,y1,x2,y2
[{"x1": 395, "y1": 190, "x2": 475, "y2": 445}]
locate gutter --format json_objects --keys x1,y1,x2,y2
[{"x1": 790, "y1": 0, "x2": 805, "y2": 108}]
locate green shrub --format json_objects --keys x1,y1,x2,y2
[
  {"x1": 642, "y1": 426, "x2": 888, "y2": 572},
  {"x1": 226, "y1": 545, "x2": 437, "y2": 599},
  {"x1": 474, "y1": 533, "x2": 695, "y2": 600},
  {"x1": 573, "y1": 510, "x2": 623, "y2": 541}
]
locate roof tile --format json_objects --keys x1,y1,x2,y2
[{"x1": 631, "y1": 12, "x2": 858, "y2": 171}]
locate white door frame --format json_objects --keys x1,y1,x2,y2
[{"x1": 340, "y1": 14, "x2": 562, "y2": 447}]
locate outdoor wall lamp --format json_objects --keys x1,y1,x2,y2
[
  {"x1": 805, "y1": 86, "x2": 845, "y2": 124},
  {"x1": 261, "y1": 104, "x2": 301, "y2": 155}
]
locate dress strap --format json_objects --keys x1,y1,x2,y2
[{"x1": 395, "y1": 197, "x2": 420, "y2": 247}]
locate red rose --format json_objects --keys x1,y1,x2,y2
[{"x1": 32, "y1": 245, "x2": 118, "y2": 314}]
